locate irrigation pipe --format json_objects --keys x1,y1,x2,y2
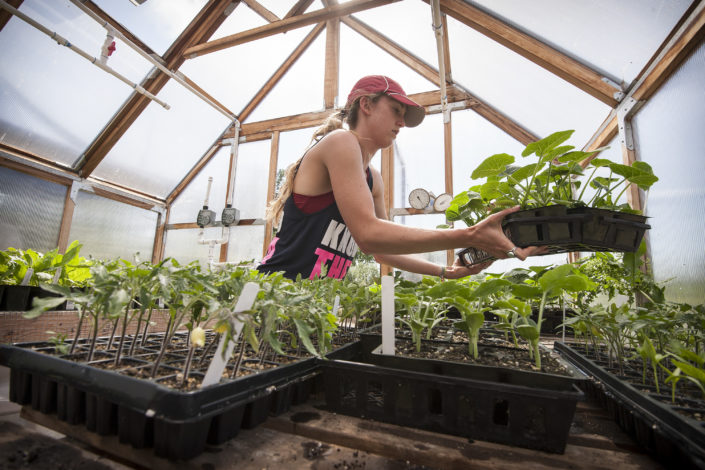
[
  {"x1": 431, "y1": 0, "x2": 450, "y2": 123},
  {"x1": 0, "y1": 0, "x2": 169, "y2": 109},
  {"x1": 68, "y1": 0, "x2": 239, "y2": 126}
]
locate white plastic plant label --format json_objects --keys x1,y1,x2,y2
[
  {"x1": 201, "y1": 282, "x2": 259, "y2": 387},
  {"x1": 381, "y1": 275, "x2": 395, "y2": 355},
  {"x1": 332, "y1": 294, "x2": 340, "y2": 318},
  {"x1": 21, "y1": 268, "x2": 34, "y2": 286}
]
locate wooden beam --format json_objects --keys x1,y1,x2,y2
[
  {"x1": 324, "y1": 18, "x2": 341, "y2": 108},
  {"x1": 441, "y1": 13, "x2": 452, "y2": 82},
  {"x1": 432, "y1": 0, "x2": 620, "y2": 107},
  {"x1": 183, "y1": 0, "x2": 399, "y2": 59},
  {"x1": 82, "y1": 1, "x2": 156, "y2": 54},
  {"x1": 263, "y1": 131, "x2": 280, "y2": 256},
  {"x1": 239, "y1": 22, "x2": 326, "y2": 122},
  {"x1": 0, "y1": 145, "x2": 76, "y2": 186},
  {"x1": 443, "y1": 116, "x2": 454, "y2": 266},
  {"x1": 79, "y1": 0, "x2": 237, "y2": 177},
  {"x1": 380, "y1": 145, "x2": 394, "y2": 277},
  {"x1": 631, "y1": 3, "x2": 705, "y2": 102},
  {"x1": 57, "y1": 185, "x2": 76, "y2": 254},
  {"x1": 0, "y1": 0, "x2": 22, "y2": 32},
  {"x1": 166, "y1": 219, "x2": 263, "y2": 230},
  {"x1": 152, "y1": 207, "x2": 168, "y2": 264},
  {"x1": 242, "y1": 0, "x2": 280, "y2": 23},
  {"x1": 167, "y1": 144, "x2": 223, "y2": 205},
  {"x1": 284, "y1": 0, "x2": 316, "y2": 19},
  {"x1": 342, "y1": 16, "x2": 441, "y2": 86}
]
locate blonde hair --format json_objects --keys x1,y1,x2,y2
[{"x1": 265, "y1": 92, "x2": 384, "y2": 228}]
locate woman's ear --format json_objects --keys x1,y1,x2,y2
[{"x1": 359, "y1": 96, "x2": 373, "y2": 116}]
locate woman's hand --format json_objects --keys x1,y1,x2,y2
[
  {"x1": 467, "y1": 206, "x2": 549, "y2": 260},
  {"x1": 443, "y1": 259, "x2": 494, "y2": 279}
]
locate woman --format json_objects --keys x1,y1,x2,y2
[{"x1": 257, "y1": 75, "x2": 543, "y2": 281}]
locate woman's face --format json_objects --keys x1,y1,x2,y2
[{"x1": 365, "y1": 95, "x2": 407, "y2": 148}]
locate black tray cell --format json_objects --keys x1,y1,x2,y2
[
  {"x1": 320, "y1": 359, "x2": 581, "y2": 453},
  {"x1": 241, "y1": 396, "x2": 271, "y2": 429},
  {"x1": 85, "y1": 393, "x2": 118, "y2": 436},
  {"x1": 118, "y1": 406, "x2": 153, "y2": 449},
  {"x1": 9, "y1": 368, "x2": 32, "y2": 405},
  {"x1": 504, "y1": 206, "x2": 581, "y2": 247},
  {"x1": 153, "y1": 417, "x2": 211, "y2": 461},
  {"x1": 207, "y1": 405, "x2": 245, "y2": 445}
]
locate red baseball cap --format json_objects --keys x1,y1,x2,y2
[{"x1": 346, "y1": 75, "x2": 425, "y2": 127}]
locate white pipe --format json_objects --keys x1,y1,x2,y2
[
  {"x1": 431, "y1": 0, "x2": 450, "y2": 123},
  {"x1": 226, "y1": 126, "x2": 241, "y2": 207},
  {"x1": 203, "y1": 176, "x2": 214, "y2": 207},
  {"x1": 0, "y1": 0, "x2": 169, "y2": 109},
  {"x1": 68, "y1": 0, "x2": 239, "y2": 124}
]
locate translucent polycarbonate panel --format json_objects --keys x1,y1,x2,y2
[
  {"x1": 446, "y1": 15, "x2": 611, "y2": 148},
  {"x1": 169, "y1": 145, "x2": 230, "y2": 224},
  {"x1": 633, "y1": 42, "x2": 705, "y2": 305},
  {"x1": 92, "y1": 0, "x2": 204, "y2": 56},
  {"x1": 470, "y1": 0, "x2": 691, "y2": 86},
  {"x1": 0, "y1": 0, "x2": 149, "y2": 167},
  {"x1": 0, "y1": 166, "x2": 65, "y2": 252},
  {"x1": 246, "y1": 31, "x2": 327, "y2": 122},
  {"x1": 163, "y1": 227, "x2": 224, "y2": 269},
  {"x1": 68, "y1": 191, "x2": 158, "y2": 262},
  {"x1": 227, "y1": 225, "x2": 266, "y2": 266},
  {"x1": 92, "y1": 79, "x2": 231, "y2": 198},
  {"x1": 349, "y1": 1, "x2": 441, "y2": 74},
  {"x1": 339, "y1": 22, "x2": 436, "y2": 103},
  {"x1": 394, "y1": 113, "x2": 445, "y2": 211},
  {"x1": 278, "y1": 127, "x2": 318, "y2": 172},
  {"x1": 181, "y1": 8, "x2": 317, "y2": 120},
  {"x1": 233, "y1": 140, "x2": 270, "y2": 219},
  {"x1": 451, "y1": 109, "x2": 525, "y2": 199}
]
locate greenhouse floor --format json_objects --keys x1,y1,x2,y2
[{"x1": 0, "y1": 358, "x2": 666, "y2": 470}]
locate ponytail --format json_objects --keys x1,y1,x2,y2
[{"x1": 264, "y1": 93, "x2": 384, "y2": 229}]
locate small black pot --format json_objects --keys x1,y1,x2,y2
[
  {"x1": 503, "y1": 205, "x2": 583, "y2": 247},
  {"x1": 0, "y1": 285, "x2": 33, "y2": 311},
  {"x1": 569, "y1": 207, "x2": 650, "y2": 251}
]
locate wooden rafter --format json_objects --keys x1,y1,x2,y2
[
  {"x1": 582, "y1": 2, "x2": 705, "y2": 158},
  {"x1": 238, "y1": 22, "x2": 326, "y2": 122},
  {"x1": 324, "y1": 18, "x2": 341, "y2": 108},
  {"x1": 341, "y1": 16, "x2": 441, "y2": 86},
  {"x1": 284, "y1": 0, "x2": 316, "y2": 19},
  {"x1": 81, "y1": 1, "x2": 155, "y2": 54},
  {"x1": 242, "y1": 0, "x2": 280, "y2": 23},
  {"x1": 431, "y1": 0, "x2": 621, "y2": 107},
  {"x1": 183, "y1": 0, "x2": 400, "y2": 59},
  {"x1": 342, "y1": 15, "x2": 535, "y2": 144},
  {"x1": 0, "y1": 0, "x2": 22, "y2": 32},
  {"x1": 79, "y1": 0, "x2": 238, "y2": 178}
]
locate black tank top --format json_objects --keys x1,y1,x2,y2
[{"x1": 256, "y1": 156, "x2": 373, "y2": 281}]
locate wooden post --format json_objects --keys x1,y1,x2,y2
[
  {"x1": 380, "y1": 145, "x2": 394, "y2": 277},
  {"x1": 324, "y1": 18, "x2": 340, "y2": 109},
  {"x1": 443, "y1": 115, "x2": 454, "y2": 267},
  {"x1": 57, "y1": 183, "x2": 77, "y2": 254},
  {"x1": 263, "y1": 131, "x2": 280, "y2": 256}
]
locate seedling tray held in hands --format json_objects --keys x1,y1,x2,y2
[{"x1": 457, "y1": 205, "x2": 650, "y2": 267}]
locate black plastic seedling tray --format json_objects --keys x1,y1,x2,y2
[
  {"x1": 1, "y1": 339, "x2": 359, "y2": 460},
  {"x1": 554, "y1": 342, "x2": 705, "y2": 469},
  {"x1": 318, "y1": 352, "x2": 584, "y2": 453},
  {"x1": 457, "y1": 205, "x2": 650, "y2": 267}
]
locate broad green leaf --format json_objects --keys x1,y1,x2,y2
[
  {"x1": 671, "y1": 360, "x2": 705, "y2": 384},
  {"x1": 588, "y1": 158, "x2": 613, "y2": 168},
  {"x1": 517, "y1": 324, "x2": 539, "y2": 341},
  {"x1": 557, "y1": 150, "x2": 596, "y2": 163},
  {"x1": 510, "y1": 284, "x2": 542, "y2": 299},
  {"x1": 507, "y1": 163, "x2": 539, "y2": 183},
  {"x1": 522, "y1": 130, "x2": 574, "y2": 157},
  {"x1": 471, "y1": 153, "x2": 515, "y2": 179},
  {"x1": 470, "y1": 278, "x2": 511, "y2": 299},
  {"x1": 24, "y1": 296, "x2": 67, "y2": 319}
]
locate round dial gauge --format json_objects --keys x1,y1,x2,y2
[
  {"x1": 408, "y1": 188, "x2": 430, "y2": 209},
  {"x1": 433, "y1": 193, "x2": 453, "y2": 212}
]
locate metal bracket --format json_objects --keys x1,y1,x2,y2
[
  {"x1": 617, "y1": 97, "x2": 638, "y2": 151},
  {"x1": 601, "y1": 76, "x2": 624, "y2": 102},
  {"x1": 69, "y1": 180, "x2": 93, "y2": 204}
]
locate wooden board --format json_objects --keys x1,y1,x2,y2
[{"x1": 17, "y1": 396, "x2": 664, "y2": 470}]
